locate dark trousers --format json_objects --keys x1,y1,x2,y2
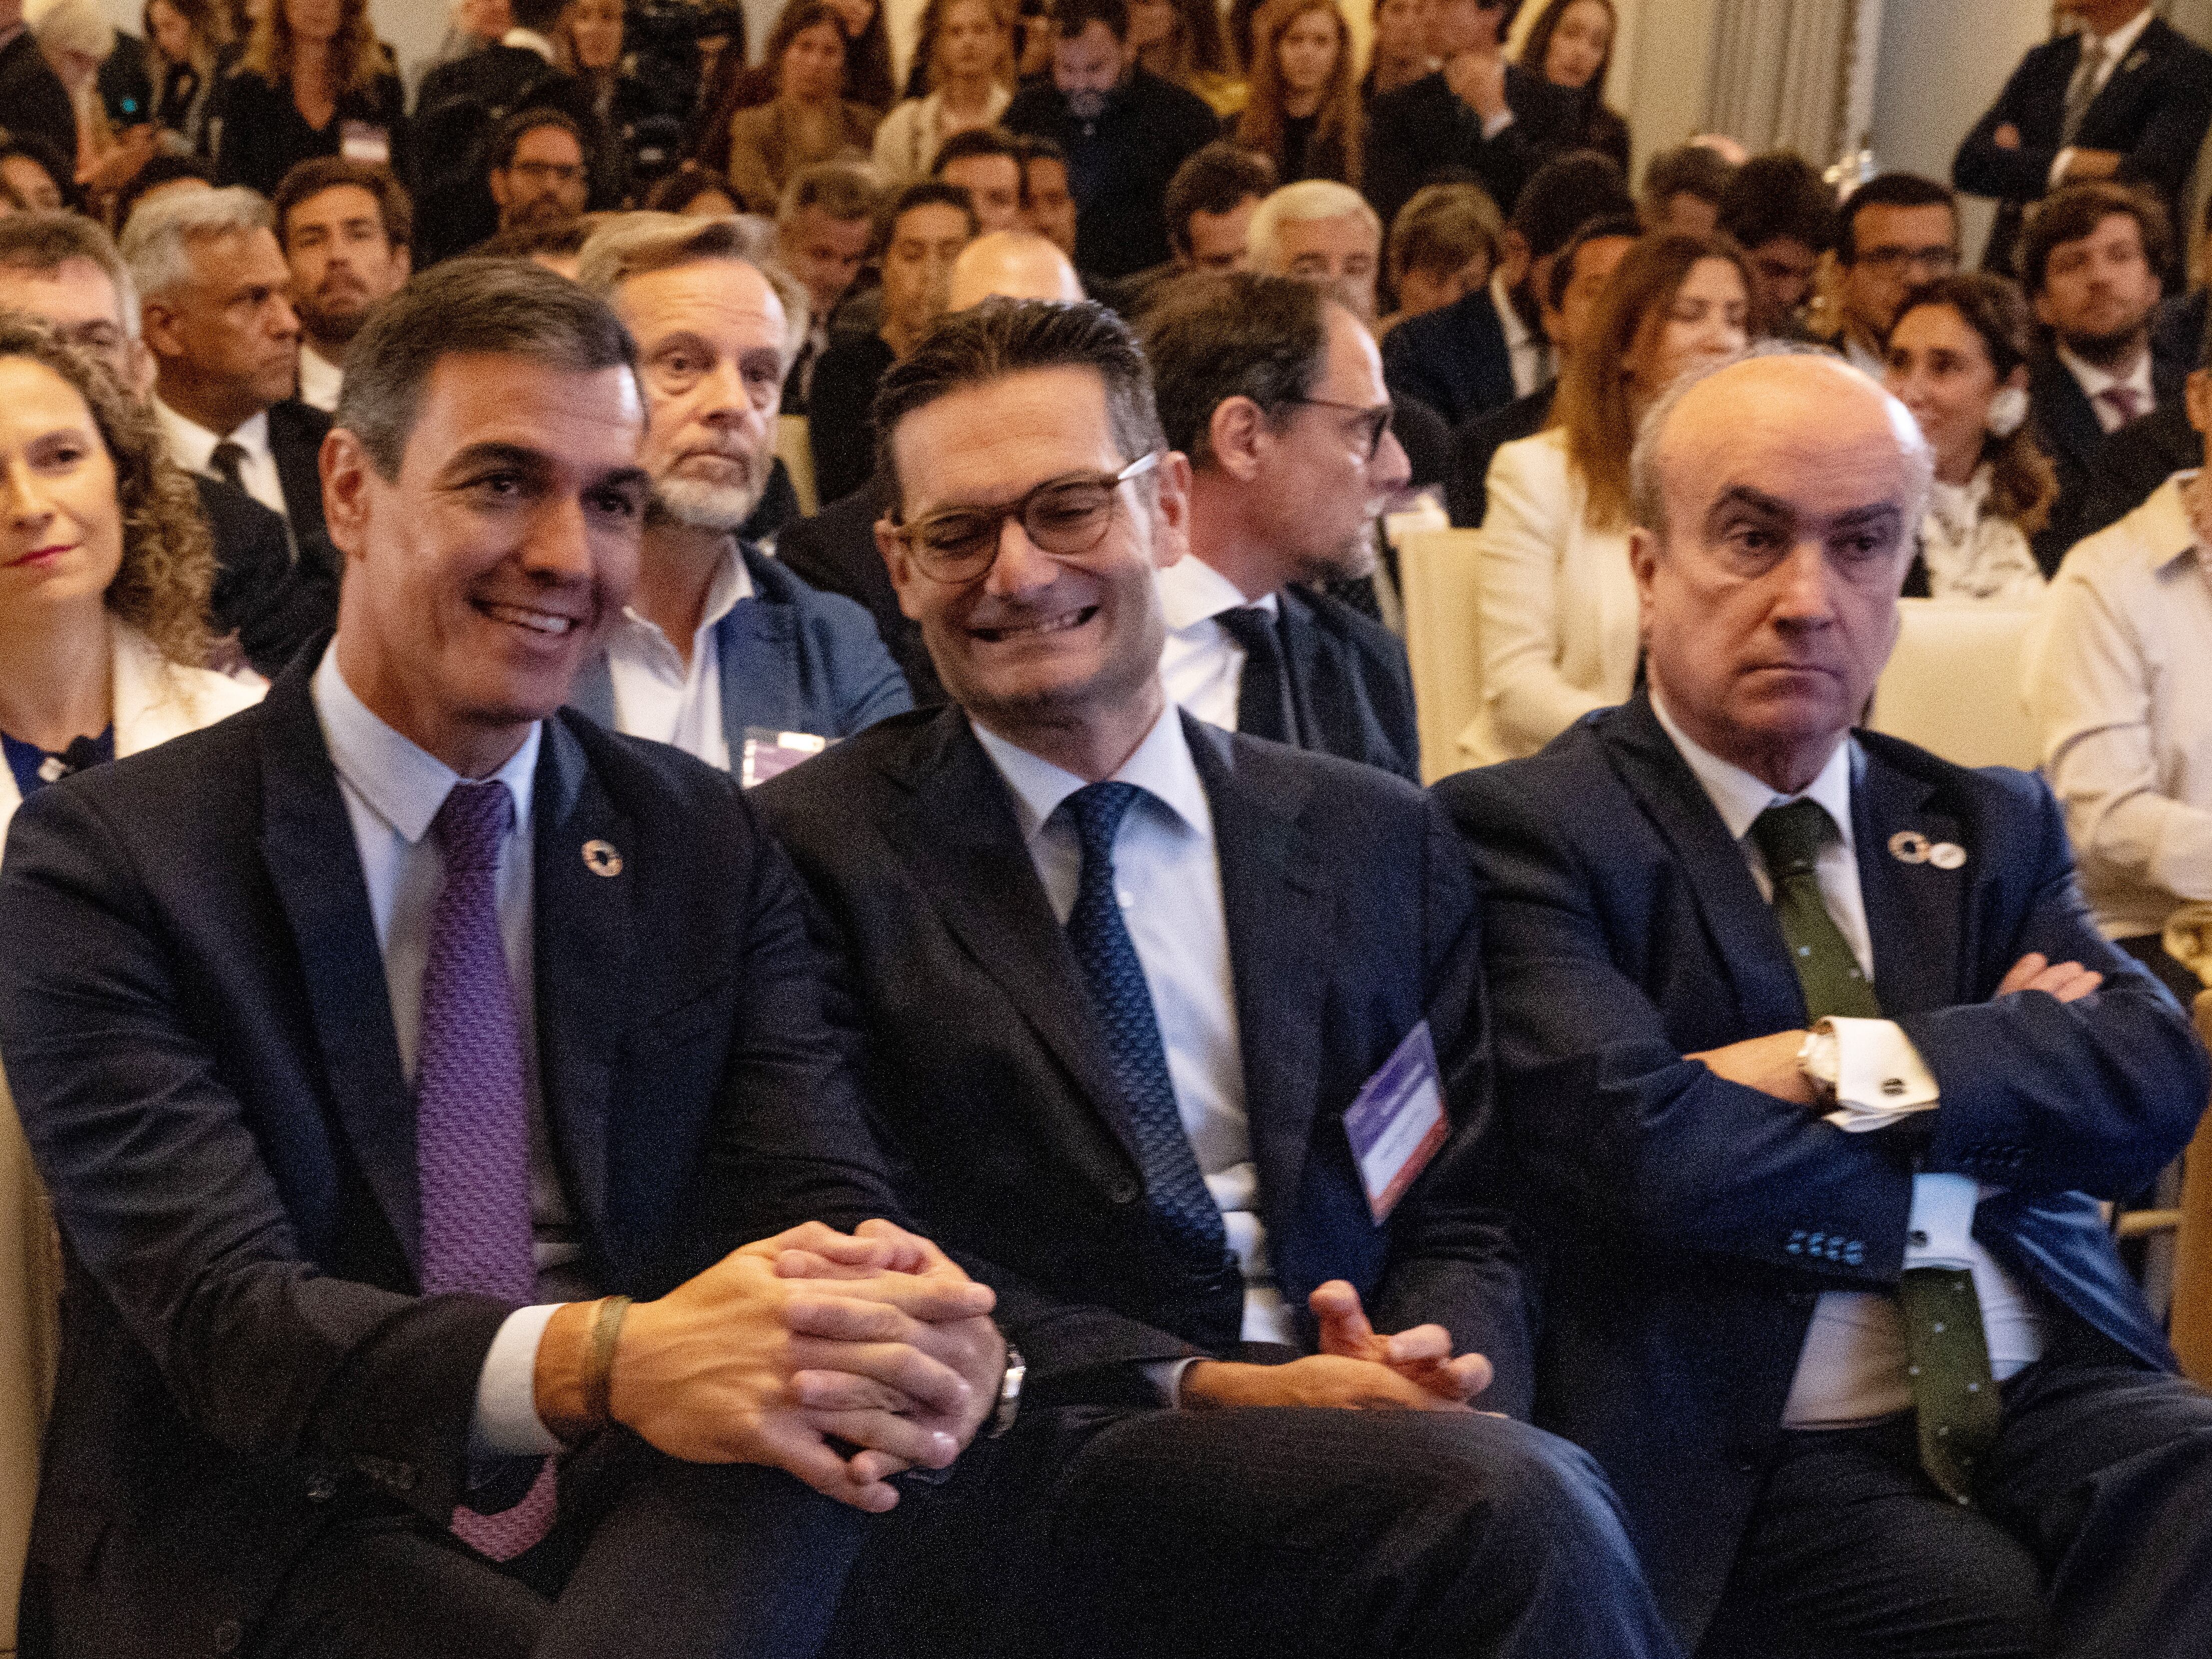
[
  {"x1": 831, "y1": 1402, "x2": 1683, "y2": 1659},
  {"x1": 1695, "y1": 1334, "x2": 2212, "y2": 1659}
]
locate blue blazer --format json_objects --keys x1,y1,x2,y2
[
  {"x1": 1435, "y1": 695, "x2": 2208, "y2": 1645},
  {"x1": 569, "y1": 539, "x2": 911, "y2": 744},
  {"x1": 1380, "y1": 287, "x2": 1518, "y2": 431}
]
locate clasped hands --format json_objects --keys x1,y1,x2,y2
[{"x1": 1181, "y1": 1281, "x2": 1495, "y2": 1413}]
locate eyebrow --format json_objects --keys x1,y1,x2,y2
[
  {"x1": 1705, "y1": 485, "x2": 1904, "y2": 535},
  {"x1": 439, "y1": 441, "x2": 651, "y2": 493}
]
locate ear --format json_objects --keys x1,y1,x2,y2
[
  {"x1": 876, "y1": 515, "x2": 928, "y2": 621},
  {"x1": 319, "y1": 426, "x2": 377, "y2": 564},
  {"x1": 2030, "y1": 286, "x2": 2056, "y2": 331},
  {"x1": 1496, "y1": 226, "x2": 1530, "y2": 292},
  {"x1": 487, "y1": 168, "x2": 512, "y2": 210},
  {"x1": 1146, "y1": 449, "x2": 1193, "y2": 572},
  {"x1": 2002, "y1": 363, "x2": 2028, "y2": 393},
  {"x1": 1207, "y1": 395, "x2": 1265, "y2": 483},
  {"x1": 123, "y1": 337, "x2": 156, "y2": 402},
  {"x1": 138, "y1": 294, "x2": 184, "y2": 362}
]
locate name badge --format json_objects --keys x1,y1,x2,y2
[
  {"x1": 740, "y1": 727, "x2": 828, "y2": 789},
  {"x1": 339, "y1": 121, "x2": 391, "y2": 165},
  {"x1": 1343, "y1": 1020, "x2": 1448, "y2": 1224}
]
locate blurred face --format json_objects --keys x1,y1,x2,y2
[
  {"x1": 285, "y1": 184, "x2": 408, "y2": 347},
  {"x1": 1627, "y1": 257, "x2": 1748, "y2": 406},
  {"x1": 1885, "y1": 302, "x2": 2011, "y2": 485},
  {"x1": 1542, "y1": 0, "x2": 1610, "y2": 89},
  {"x1": 1270, "y1": 210, "x2": 1381, "y2": 322},
  {"x1": 881, "y1": 364, "x2": 1186, "y2": 732},
  {"x1": 1371, "y1": 0, "x2": 1432, "y2": 64},
  {"x1": 1251, "y1": 303, "x2": 1410, "y2": 581},
  {"x1": 1431, "y1": 0, "x2": 1507, "y2": 57},
  {"x1": 615, "y1": 258, "x2": 787, "y2": 532},
  {"x1": 1022, "y1": 157, "x2": 1077, "y2": 256},
  {"x1": 1277, "y1": 9, "x2": 1340, "y2": 96},
  {"x1": 144, "y1": 227, "x2": 300, "y2": 424},
  {"x1": 782, "y1": 206, "x2": 873, "y2": 316},
  {"x1": 882, "y1": 202, "x2": 974, "y2": 345},
  {"x1": 458, "y1": 0, "x2": 511, "y2": 40},
  {"x1": 324, "y1": 353, "x2": 650, "y2": 774},
  {"x1": 1183, "y1": 194, "x2": 1258, "y2": 270},
  {"x1": 1541, "y1": 231, "x2": 1632, "y2": 357},
  {"x1": 149, "y1": 0, "x2": 194, "y2": 62},
  {"x1": 1397, "y1": 249, "x2": 1491, "y2": 317},
  {"x1": 824, "y1": 0, "x2": 876, "y2": 35},
  {"x1": 2033, "y1": 211, "x2": 2161, "y2": 358},
  {"x1": 679, "y1": 186, "x2": 740, "y2": 218},
  {"x1": 567, "y1": 0, "x2": 624, "y2": 70},
  {"x1": 1054, "y1": 20, "x2": 1128, "y2": 112},
  {"x1": 0, "y1": 258, "x2": 147, "y2": 395},
  {"x1": 0, "y1": 357, "x2": 124, "y2": 619},
  {"x1": 283, "y1": 0, "x2": 341, "y2": 46},
  {"x1": 938, "y1": 0, "x2": 1003, "y2": 79},
  {"x1": 1126, "y1": 0, "x2": 1176, "y2": 51},
  {"x1": 0, "y1": 155, "x2": 63, "y2": 213},
  {"x1": 1840, "y1": 200, "x2": 1957, "y2": 339},
  {"x1": 940, "y1": 154, "x2": 1023, "y2": 232},
  {"x1": 781, "y1": 21, "x2": 848, "y2": 102},
  {"x1": 490, "y1": 125, "x2": 589, "y2": 228},
  {"x1": 1633, "y1": 360, "x2": 1920, "y2": 791},
  {"x1": 1744, "y1": 234, "x2": 1819, "y2": 334}
]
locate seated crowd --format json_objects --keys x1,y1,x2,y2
[{"x1": 4, "y1": 1, "x2": 2212, "y2": 1656}]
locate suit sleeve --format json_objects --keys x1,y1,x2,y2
[
  {"x1": 2110, "y1": 54, "x2": 2212, "y2": 200},
  {"x1": 1953, "y1": 56, "x2": 2063, "y2": 202}
]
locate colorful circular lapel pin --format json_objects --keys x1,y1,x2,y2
[
  {"x1": 1888, "y1": 831, "x2": 1930, "y2": 865},
  {"x1": 582, "y1": 839, "x2": 623, "y2": 877}
]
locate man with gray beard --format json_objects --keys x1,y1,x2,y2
[
  {"x1": 1136, "y1": 270, "x2": 1421, "y2": 782},
  {"x1": 568, "y1": 214, "x2": 910, "y2": 778}
]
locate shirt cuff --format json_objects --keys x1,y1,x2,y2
[
  {"x1": 1807, "y1": 1016, "x2": 1940, "y2": 1131},
  {"x1": 1481, "y1": 109, "x2": 1515, "y2": 140},
  {"x1": 1141, "y1": 1357, "x2": 1204, "y2": 1407},
  {"x1": 469, "y1": 1303, "x2": 565, "y2": 1458},
  {"x1": 1904, "y1": 1173, "x2": 1980, "y2": 1270},
  {"x1": 2048, "y1": 147, "x2": 2076, "y2": 189}
]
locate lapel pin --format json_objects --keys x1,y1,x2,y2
[
  {"x1": 1928, "y1": 842, "x2": 1966, "y2": 870},
  {"x1": 581, "y1": 838, "x2": 623, "y2": 877},
  {"x1": 1888, "y1": 831, "x2": 1930, "y2": 865}
]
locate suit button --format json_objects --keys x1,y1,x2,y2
[
  {"x1": 213, "y1": 1618, "x2": 243, "y2": 1653},
  {"x1": 1108, "y1": 1179, "x2": 1139, "y2": 1205},
  {"x1": 306, "y1": 1474, "x2": 337, "y2": 1502}
]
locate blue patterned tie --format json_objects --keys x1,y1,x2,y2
[{"x1": 1060, "y1": 782, "x2": 1229, "y2": 1260}]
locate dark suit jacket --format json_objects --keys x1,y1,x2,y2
[
  {"x1": 0, "y1": 663, "x2": 903, "y2": 1658},
  {"x1": 2027, "y1": 345, "x2": 2188, "y2": 573},
  {"x1": 1436, "y1": 694, "x2": 2208, "y2": 1645},
  {"x1": 774, "y1": 477, "x2": 946, "y2": 707},
  {"x1": 1381, "y1": 286, "x2": 1519, "y2": 430},
  {"x1": 0, "y1": 29, "x2": 78, "y2": 175},
  {"x1": 1445, "y1": 382, "x2": 1555, "y2": 527},
  {"x1": 1954, "y1": 16, "x2": 2212, "y2": 277},
  {"x1": 806, "y1": 330, "x2": 895, "y2": 513},
  {"x1": 1362, "y1": 65, "x2": 1577, "y2": 228},
  {"x1": 2070, "y1": 399, "x2": 2199, "y2": 551},
  {"x1": 267, "y1": 397, "x2": 334, "y2": 547},
  {"x1": 193, "y1": 475, "x2": 337, "y2": 678},
  {"x1": 753, "y1": 706, "x2": 1530, "y2": 1412},
  {"x1": 567, "y1": 538, "x2": 911, "y2": 743},
  {"x1": 1273, "y1": 581, "x2": 1422, "y2": 784}
]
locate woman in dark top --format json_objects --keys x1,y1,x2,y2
[
  {"x1": 211, "y1": 0, "x2": 404, "y2": 199},
  {"x1": 1516, "y1": 0, "x2": 1628, "y2": 175},
  {"x1": 1235, "y1": 0, "x2": 1359, "y2": 186},
  {"x1": 555, "y1": 0, "x2": 689, "y2": 205},
  {"x1": 145, "y1": 0, "x2": 232, "y2": 156}
]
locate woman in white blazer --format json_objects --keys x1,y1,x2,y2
[
  {"x1": 1462, "y1": 231, "x2": 1751, "y2": 765},
  {"x1": 0, "y1": 317, "x2": 262, "y2": 1654}
]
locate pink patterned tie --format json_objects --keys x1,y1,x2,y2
[
  {"x1": 2099, "y1": 385, "x2": 2143, "y2": 429},
  {"x1": 418, "y1": 779, "x2": 558, "y2": 1561}
]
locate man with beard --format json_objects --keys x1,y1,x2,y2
[
  {"x1": 487, "y1": 110, "x2": 592, "y2": 238},
  {"x1": 2021, "y1": 181, "x2": 2188, "y2": 571},
  {"x1": 1138, "y1": 271, "x2": 1420, "y2": 782},
  {"x1": 273, "y1": 159, "x2": 413, "y2": 413},
  {"x1": 570, "y1": 213, "x2": 909, "y2": 770}
]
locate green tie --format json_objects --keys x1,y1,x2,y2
[{"x1": 1749, "y1": 799, "x2": 1999, "y2": 1506}]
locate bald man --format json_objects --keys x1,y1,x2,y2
[
  {"x1": 945, "y1": 229, "x2": 1083, "y2": 310},
  {"x1": 1438, "y1": 347, "x2": 2212, "y2": 1659}
]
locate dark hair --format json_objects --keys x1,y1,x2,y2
[
  {"x1": 491, "y1": 107, "x2": 591, "y2": 174},
  {"x1": 1519, "y1": 0, "x2": 1615, "y2": 125},
  {"x1": 1143, "y1": 0, "x2": 1234, "y2": 83},
  {"x1": 1164, "y1": 142, "x2": 1277, "y2": 258},
  {"x1": 872, "y1": 298, "x2": 1164, "y2": 506},
  {"x1": 777, "y1": 159, "x2": 883, "y2": 224},
  {"x1": 1892, "y1": 271, "x2": 2055, "y2": 536},
  {"x1": 273, "y1": 157, "x2": 414, "y2": 252},
  {"x1": 880, "y1": 179, "x2": 982, "y2": 250},
  {"x1": 763, "y1": 0, "x2": 847, "y2": 95},
  {"x1": 512, "y1": 0, "x2": 566, "y2": 30},
  {"x1": 1138, "y1": 270, "x2": 1325, "y2": 467},
  {"x1": 477, "y1": 218, "x2": 596, "y2": 261},
  {"x1": 931, "y1": 125, "x2": 1023, "y2": 175},
  {"x1": 646, "y1": 163, "x2": 741, "y2": 214},
  {"x1": 1055, "y1": 0, "x2": 1130, "y2": 43},
  {"x1": 1389, "y1": 181, "x2": 1503, "y2": 289},
  {"x1": 1641, "y1": 143, "x2": 1734, "y2": 212},
  {"x1": 2018, "y1": 179, "x2": 2171, "y2": 296},
  {"x1": 1015, "y1": 133, "x2": 1069, "y2": 172},
  {"x1": 1717, "y1": 152, "x2": 1836, "y2": 256},
  {"x1": 1512, "y1": 148, "x2": 1633, "y2": 259},
  {"x1": 1543, "y1": 210, "x2": 1640, "y2": 309},
  {"x1": 336, "y1": 258, "x2": 639, "y2": 479},
  {"x1": 1837, "y1": 172, "x2": 1954, "y2": 265},
  {"x1": 0, "y1": 136, "x2": 77, "y2": 215}
]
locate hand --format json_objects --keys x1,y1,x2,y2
[
  {"x1": 1992, "y1": 122, "x2": 2021, "y2": 150},
  {"x1": 2060, "y1": 147, "x2": 2123, "y2": 180},
  {"x1": 1308, "y1": 1280, "x2": 1492, "y2": 1404},
  {"x1": 1996, "y1": 952, "x2": 2102, "y2": 1004},
  {"x1": 1687, "y1": 1030, "x2": 1817, "y2": 1105},
  {"x1": 1443, "y1": 50, "x2": 1510, "y2": 122},
  {"x1": 1181, "y1": 1352, "x2": 1476, "y2": 1412}
]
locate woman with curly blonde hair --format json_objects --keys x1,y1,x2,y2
[
  {"x1": 0, "y1": 313, "x2": 260, "y2": 1654},
  {"x1": 1236, "y1": 0, "x2": 1361, "y2": 188},
  {"x1": 211, "y1": 0, "x2": 405, "y2": 197}
]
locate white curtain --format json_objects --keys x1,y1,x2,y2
[{"x1": 1703, "y1": 0, "x2": 1857, "y2": 162}]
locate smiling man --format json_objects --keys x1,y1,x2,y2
[
  {"x1": 0, "y1": 257, "x2": 1001, "y2": 1659},
  {"x1": 1439, "y1": 347, "x2": 2212, "y2": 1659},
  {"x1": 273, "y1": 157, "x2": 413, "y2": 413}
]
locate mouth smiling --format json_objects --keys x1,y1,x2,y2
[
  {"x1": 477, "y1": 598, "x2": 585, "y2": 636},
  {"x1": 970, "y1": 603, "x2": 1097, "y2": 643}
]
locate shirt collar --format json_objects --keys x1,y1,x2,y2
[
  {"x1": 156, "y1": 399, "x2": 269, "y2": 468},
  {"x1": 2134, "y1": 471, "x2": 2209, "y2": 577},
  {"x1": 2056, "y1": 342, "x2": 2152, "y2": 404},
  {"x1": 312, "y1": 642, "x2": 540, "y2": 845},
  {"x1": 1155, "y1": 553, "x2": 1276, "y2": 631},
  {"x1": 2088, "y1": 6, "x2": 2154, "y2": 63},
  {"x1": 503, "y1": 27, "x2": 558, "y2": 60},
  {"x1": 1491, "y1": 270, "x2": 1535, "y2": 352},
  {"x1": 971, "y1": 700, "x2": 1213, "y2": 848},
  {"x1": 613, "y1": 536, "x2": 755, "y2": 653},
  {"x1": 1651, "y1": 691, "x2": 1856, "y2": 853}
]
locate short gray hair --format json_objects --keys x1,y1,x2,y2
[
  {"x1": 0, "y1": 211, "x2": 140, "y2": 340},
  {"x1": 576, "y1": 211, "x2": 810, "y2": 368},
  {"x1": 1627, "y1": 340, "x2": 1935, "y2": 539},
  {"x1": 1246, "y1": 180, "x2": 1380, "y2": 270},
  {"x1": 119, "y1": 186, "x2": 274, "y2": 303}
]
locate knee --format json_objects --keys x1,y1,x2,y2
[{"x1": 1405, "y1": 1416, "x2": 1635, "y2": 1552}]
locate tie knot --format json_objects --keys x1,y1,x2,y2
[
  {"x1": 1063, "y1": 780, "x2": 1144, "y2": 861},
  {"x1": 209, "y1": 440, "x2": 247, "y2": 486},
  {"x1": 432, "y1": 779, "x2": 515, "y2": 873},
  {"x1": 1751, "y1": 798, "x2": 1834, "y2": 881},
  {"x1": 1214, "y1": 605, "x2": 1280, "y2": 657}
]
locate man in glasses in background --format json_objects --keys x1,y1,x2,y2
[
  {"x1": 749, "y1": 297, "x2": 1679, "y2": 1659},
  {"x1": 1817, "y1": 173, "x2": 1960, "y2": 378},
  {"x1": 1137, "y1": 270, "x2": 1420, "y2": 782}
]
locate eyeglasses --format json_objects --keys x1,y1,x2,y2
[
  {"x1": 1854, "y1": 244, "x2": 1958, "y2": 277},
  {"x1": 510, "y1": 161, "x2": 586, "y2": 186},
  {"x1": 888, "y1": 452, "x2": 1161, "y2": 583},
  {"x1": 1286, "y1": 396, "x2": 1396, "y2": 462}
]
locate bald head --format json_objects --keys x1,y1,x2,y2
[{"x1": 946, "y1": 231, "x2": 1084, "y2": 312}]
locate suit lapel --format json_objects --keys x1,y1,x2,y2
[
  {"x1": 255, "y1": 667, "x2": 421, "y2": 1270},
  {"x1": 2032, "y1": 356, "x2": 2104, "y2": 478},
  {"x1": 566, "y1": 652, "x2": 617, "y2": 728},
  {"x1": 715, "y1": 578, "x2": 801, "y2": 736},
  {"x1": 1852, "y1": 742, "x2": 1965, "y2": 1017}
]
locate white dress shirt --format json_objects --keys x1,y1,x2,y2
[
  {"x1": 971, "y1": 706, "x2": 1295, "y2": 1358},
  {"x1": 1492, "y1": 270, "x2": 1552, "y2": 400},
  {"x1": 1156, "y1": 555, "x2": 1274, "y2": 734},
  {"x1": 297, "y1": 343, "x2": 344, "y2": 414},
  {"x1": 601, "y1": 540, "x2": 755, "y2": 770},
  {"x1": 310, "y1": 647, "x2": 578, "y2": 1456},
  {"x1": 2057, "y1": 341, "x2": 2156, "y2": 434},
  {"x1": 2025, "y1": 473, "x2": 2212, "y2": 940},
  {"x1": 1650, "y1": 695, "x2": 2046, "y2": 1426},
  {"x1": 2050, "y1": 6, "x2": 2157, "y2": 186},
  {"x1": 158, "y1": 399, "x2": 289, "y2": 521}
]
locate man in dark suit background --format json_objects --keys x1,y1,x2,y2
[
  {"x1": 753, "y1": 298, "x2": 1679, "y2": 1659},
  {"x1": 0, "y1": 0, "x2": 76, "y2": 178},
  {"x1": 1441, "y1": 348, "x2": 2212, "y2": 1657},
  {"x1": 0, "y1": 258, "x2": 1005, "y2": 1659},
  {"x1": 1953, "y1": 0, "x2": 2212, "y2": 282},
  {"x1": 1138, "y1": 270, "x2": 1420, "y2": 781}
]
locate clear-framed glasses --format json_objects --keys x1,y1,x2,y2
[
  {"x1": 887, "y1": 451, "x2": 1162, "y2": 584},
  {"x1": 1286, "y1": 396, "x2": 1396, "y2": 462},
  {"x1": 1855, "y1": 244, "x2": 1958, "y2": 277}
]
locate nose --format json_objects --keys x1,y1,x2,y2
[
  {"x1": 269, "y1": 293, "x2": 300, "y2": 339},
  {"x1": 980, "y1": 512, "x2": 1059, "y2": 598},
  {"x1": 1770, "y1": 539, "x2": 1838, "y2": 629},
  {"x1": 1371, "y1": 424, "x2": 1412, "y2": 494},
  {"x1": 698, "y1": 356, "x2": 766, "y2": 425},
  {"x1": 0, "y1": 458, "x2": 55, "y2": 532},
  {"x1": 519, "y1": 494, "x2": 596, "y2": 583}
]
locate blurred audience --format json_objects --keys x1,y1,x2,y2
[
  {"x1": 1, "y1": 0, "x2": 78, "y2": 178},
  {"x1": 1378, "y1": 180, "x2": 1501, "y2": 338},
  {"x1": 211, "y1": 0, "x2": 405, "y2": 198},
  {"x1": 775, "y1": 158, "x2": 882, "y2": 408},
  {"x1": 873, "y1": 0, "x2": 1013, "y2": 181},
  {"x1": 1637, "y1": 141, "x2": 1732, "y2": 236},
  {"x1": 486, "y1": 106, "x2": 592, "y2": 233},
  {"x1": 33, "y1": 0, "x2": 158, "y2": 212},
  {"x1": 1015, "y1": 132, "x2": 1079, "y2": 260},
  {"x1": 1715, "y1": 150, "x2": 1836, "y2": 339},
  {"x1": 1234, "y1": 0, "x2": 1359, "y2": 188},
  {"x1": 1819, "y1": 170, "x2": 1958, "y2": 376},
  {"x1": 931, "y1": 125, "x2": 1024, "y2": 231},
  {"x1": 1517, "y1": 0, "x2": 1626, "y2": 174},
  {"x1": 1246, "y1": 177, "x2": 1379, "y2": 322},
  {"x1": 270, "y1": 156, "x2": 408, "y2": 412},
  {"x1": 1128, "y1": 0, "x2": 1244, "y2": 118},
  {"x1": 723, "y1": 1, "x2": 881, "y2": 214},
  {"x1": 143, "y1": 0, "x2": 233, "y2": 156},
  {"x1": 0, "y1": 137, "x2": 71, "y2": 214},
  {"x1": 414, "y1": 0, "x2": 562, "y2": 125},
  {"x1": 1359, "y1": 0, "x2": 1434, "y2": 103},
  {"x1": 554, "y1": 0, "x2": 683, "y2": 203}
]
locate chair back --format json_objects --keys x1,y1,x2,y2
[
  {"x1": 1867, "y1": 598, "x2": 2042, "y2": 770},
  {"x1": 778, "y1": 414, "x2": 818, "y2": 517},
  {"x1": 2173, "y1": 991, "x2": 2212, "y2": 1384},
  {"x1": 1396, "y1": 528, "x2": 1485, "y2": 784}
]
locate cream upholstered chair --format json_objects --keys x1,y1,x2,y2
[
  {"x1": 2115, "y1": 990, "x2": 2212, "y2": 1386},
  {"x1": 777, "y1": 414, "x2": 818, "y2": 517},
  {"x1": 1866, "y1": 598, "x2": 2043, "y2": 771},
  {"x1": 1395, "y1": 528, "x2": 1485, "y2": 785}
]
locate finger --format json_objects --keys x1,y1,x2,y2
[
  {"x1": 787, "y1": 1335, "x2": 974, "y2": 1420},
  {"x1": 2028, "y1": 962, "x2": 2100, "y2": 1003},
  {"x1": 2052, "y1": 969, "x2": 2102, "y2": 1005},
  {"x1": 1434, "y1": 1351, "x2": 1494, "y2": 1401},
  {"x1": 788, "y1": 1368, "x2": 911, "y2": 1413},
  {"x1": 1380, "y1": 1323, "x2": 1455, "y2": 1367},
  {"x1": 845, "y1": 1448, "x2": 917, "y2": 1486},
  {"x1": 1308, "y1": 1280, "x2": 1380, "y2": 1358},
  {"x1": 800, "y1": 1407, "x2": 961, "y2": 1470},
  {"x1": 854, "y1": 1218, "x2": 952, "y2": 1274},
  {"x1": 851, "y1": 1270, "x2": 997, "y2": 1323},
  {"x1": 773, "y1": 1248, "x2": 898, "y2": 1281},
  {"x1": 1996, "y1": 953, "x2": 2049, "y2": 997},
  {"x1": 754, "y1": 1418, "x2": 902, "y2": 1514}
]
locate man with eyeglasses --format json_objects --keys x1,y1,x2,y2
[
  {"x1": 487, "y1": 110, "x2": 592, "y2": 237},
  {"x1": 1137, "y1": 270, "x2": 1420, "y2": 782},
  {"x1": 1821, "y1": 173, "x2": 1960, "y2": 379},
  {"x1": 748, "y1": 297, "x2": 1680, "y2": 1659}
]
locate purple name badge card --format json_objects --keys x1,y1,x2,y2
[
  {"x1": 1343, "y1": 1020, "x2": 1447, "y2": 1224},
  {"x1": 740, "y1": 728, "x2": 830, "y2": 790}
]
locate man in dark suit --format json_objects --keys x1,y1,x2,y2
[
  {"x1": 1953, "y1": 0, "x2": 2212, "y2": 282},
  {"x1": 752, "y1": 297, "x2": 1679, "y2": 1659},
  {"x1": 1139, "y1": 271, "x2": 1420, "y2": 781},
  {"x1": 0, "y1": 259, "x2": 1006, "y2": 1659},
  {"x1": 2018, "y1": 181, "x2": 2188, "y2": 572},
  {"x1": 0, "y1": 0, "x2": 76, "y2": 177},
  {"x1": 1440, "y1": 349, "x2": 2212, "y2": 1658}
]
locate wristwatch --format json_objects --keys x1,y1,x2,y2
[{"x1": 989, "y1": 1341, "x2": 1025, "y2": 1438}]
